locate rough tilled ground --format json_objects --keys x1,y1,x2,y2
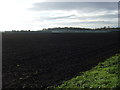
[{"x1": 2, "y1": 32, "x2": 120, "y2": 88}]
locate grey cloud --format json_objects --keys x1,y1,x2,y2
[
  {"x1": 31, "y1": 2, "x2": 118, "y2": 28},
  {"x1": 55, "y1": 20, "x2": 117, "y2": 27},
  {"x1": 83, "y1": 21, "x2": 117, "y2": 24},
  {"x1": 35, "y1": 13, "x2": 117, "y2": 22},
  {"x1": 66, "y1": 13, "x2": 117, "y2": 20},
  {"x1": 34, "y1": 14, "x2": 75, "y2": 21},
  {"x1": 67, "y1": 20, "x2": 116, "y2": 24},
  {"x1": 30, "y1": 2, "x2": 118, "y2": 12},
  {"x1": 96, "y1": 14, "x2": 118, "y2": 19},
  {"x1": 50, "y1": 15, "x2": 75, "y2": 19},
  {"x1": 76, "y1": 13, "x2": 118, "y2": 20}
]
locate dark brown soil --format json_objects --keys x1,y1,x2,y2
[{"x1": 2, "y1": 32, "x2": 120, "y2": 88}]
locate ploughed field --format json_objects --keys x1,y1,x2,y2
[{"x1": 2, "y1": 32, "x2": 120, "y2": 88}]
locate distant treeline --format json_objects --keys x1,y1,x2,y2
[
  {"x1": 42, "y1": 27, "x2": 120, "y2": 31},
  {"x1": 5, "y1": 27, "x2": 120, "y2": 32}
]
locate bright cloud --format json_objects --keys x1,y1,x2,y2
[{"x1": 0, "y1": 1, "x2": 119, "y2": 31}]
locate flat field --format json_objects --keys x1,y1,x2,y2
[{"x1": 2, "y1": 32, "x2": 120, "y2": 88}]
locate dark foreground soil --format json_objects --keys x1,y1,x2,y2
[{"x1": 2, "y1": 32, "x2": 120, "y2": 88}]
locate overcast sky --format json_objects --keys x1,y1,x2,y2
[{"x1": 0, "y1": 0, "x2": 119, "y2": 31}]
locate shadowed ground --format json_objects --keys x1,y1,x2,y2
[{"x1": 2, "y1": 32, "x2": 120, "y2": 88}]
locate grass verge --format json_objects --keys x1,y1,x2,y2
[{"x1": 49, "y1": 54, "x2": 120, "y2": 89}]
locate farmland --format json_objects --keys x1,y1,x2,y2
[{"x1": 2, "y1": 32, "x2": 120, "y2": 88}]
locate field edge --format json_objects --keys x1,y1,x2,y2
[{"x1": 48, "y1": 53, "x2": 120, "y2": 89}]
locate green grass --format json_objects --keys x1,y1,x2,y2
[{"x1": 49, "y1": 54, "x2": 120, "y2": 89}]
